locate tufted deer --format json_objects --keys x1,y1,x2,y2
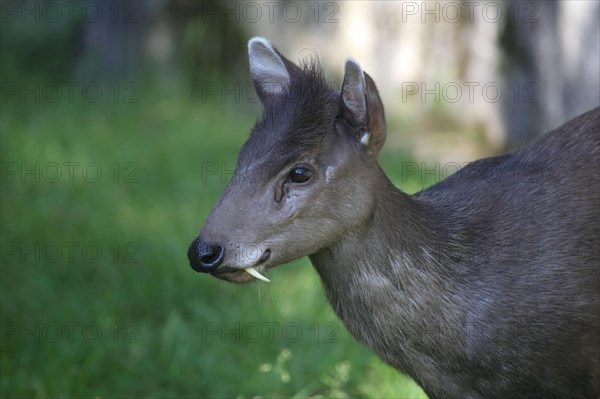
[{"x1": 188, "y1": 37, "x2": 600, "y2": 398}]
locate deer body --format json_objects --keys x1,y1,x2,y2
[
  {"x1": 188, "y1": 38, "x2": 600, "y2": 398},
  {"x1": 312, "y1": 111, "x2": 600, "y2": 398}
]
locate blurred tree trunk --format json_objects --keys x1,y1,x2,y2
[
  {"x1": 500, "y1": 0, "x2": 600, "y2": 147},
  {"x1": 74, "y1": 0, "x2": 147, "y2": 80},
  {"x1": 74, "y1": 0, "x2": 247, "y2": 88}
]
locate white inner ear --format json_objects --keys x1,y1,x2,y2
[
  {"x1": 360, "y1": 131, "x2": 370, "y2": 145},
  {"x1": 325, "y1": 165, "x2": 336, "y2": 182},
  {"x1": 248, "y1": 37, "x2": 290, "y2": 96}
]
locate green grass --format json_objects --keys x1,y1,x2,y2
[{"x1": 0, "y1": 88, "x2": 428, "y2": 398}]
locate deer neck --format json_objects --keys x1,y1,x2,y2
[
  {"x1": 311, "y1": 171, "x2": 446, "y2": 282},
  {"x1": 309, "y1": 169, "x2": 461, "y2": 346}
]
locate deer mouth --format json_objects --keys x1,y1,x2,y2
[
  {"x1": 244, "y1": 249, "x2": 271, "y2": 281},
  {"x1": 212, "y1": 249, "x2": 272, "y2": 283}
]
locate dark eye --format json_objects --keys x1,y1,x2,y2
[{"x1": 288, "y1": 166, "x2": 313, "y2": 183}]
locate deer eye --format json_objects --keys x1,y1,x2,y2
[{"x1": 288, "y1": 166, "x2": 313, "y2": 183}]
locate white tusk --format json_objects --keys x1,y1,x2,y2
[{"x1": 244, "y1": 266, "x2": 270, "y2": 283}]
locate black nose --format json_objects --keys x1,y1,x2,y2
[{"x1": 188, "y1": 238, "x2": 224, "y2": 272}]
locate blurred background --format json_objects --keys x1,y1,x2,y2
[{"x1": 1, "y1": 1, "x2": 598, "y2": 397}]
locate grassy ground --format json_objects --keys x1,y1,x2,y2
[{"x1": 1, "y1": 85, "x2": 431, "y2": 398}]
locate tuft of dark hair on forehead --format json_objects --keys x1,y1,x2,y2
[{"x1": 238, "y1": 57, "x2": 341, "y2": 174}]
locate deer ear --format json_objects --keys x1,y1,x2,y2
[
  {"x1": 341, "y1": 58, "x2": 386, "y2": 157},
  {"x1": 248, "y1": 37, "x2": 290, "y2": 104}
]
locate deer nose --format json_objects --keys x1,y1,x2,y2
[{"x1": 188, "y1": 237, "x2": 225, "y2": 272}]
